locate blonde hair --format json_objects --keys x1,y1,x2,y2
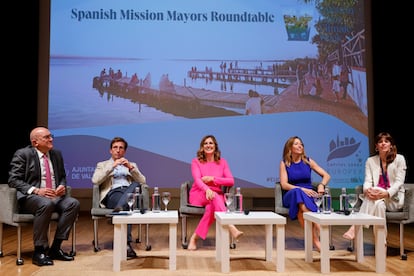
[{"x1": 282, "y1": 136, "x2": 310, "y2": 167}]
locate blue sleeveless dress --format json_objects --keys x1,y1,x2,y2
[{"x1": 282, "y1": 159, "x2": 317, "y2": 220}]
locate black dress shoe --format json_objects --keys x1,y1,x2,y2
[
  {"x1": 32, "y1": 252, "x2": 54, "y2": 266},
  {"x1": 127, "y1": 243, "x2": 137, "y2": 259},
  {"x1": 113, "y1": 207, "x2": 123, "y2": 212},
  {"x1": 48, "y1": 249, "x2": 75, "y2": 261}
]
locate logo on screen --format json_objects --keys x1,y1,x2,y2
[
  {"x1": 283, "y1": 14, "x2": 312, "y2": 41},
  {"x1": 327, "y1": 136, "x2": 360, "y2": 161}
]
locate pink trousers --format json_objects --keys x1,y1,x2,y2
[{"x1": 192, "y1": 194, "x2": 226, "y2": 239}]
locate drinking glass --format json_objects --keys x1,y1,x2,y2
[
  {"x1": 162, "y1": 192, "x2": 171, "y2": 211},
  {"x1": 313, "y1": 194, "x2": 323, "y2": 213},
  {"x1": 348, "y1": 193, "x2": 357, "y2": 214},
  {"x1": 224, "y1": 193, "x2": 234, "y2": 213},
  {"x1": 127, "y1": 192, "x2": 135, "y2": 213}
]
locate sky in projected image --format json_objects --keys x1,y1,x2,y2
[{"x1": 49, "y1": 0, "x2": 369, "y2": 189}]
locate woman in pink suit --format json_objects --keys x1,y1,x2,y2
[{"x1": 187, "y1": 135, "x2": 243, "y2": 250}]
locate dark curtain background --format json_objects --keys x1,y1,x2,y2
[{"x1": 2, "y1": 1, "x2": 411, "y2": 184}]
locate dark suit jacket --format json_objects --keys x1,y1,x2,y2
[{"x1": 8, "y1": 145, "x2": 67, "y2": 200}]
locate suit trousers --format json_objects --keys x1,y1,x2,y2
[{"x1": 20, "y1": 194, "x2": 80, "y2": 248}]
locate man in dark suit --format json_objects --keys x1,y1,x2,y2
[{"x1": 8, "y1": 126, "x2": 80, "y2": 266}]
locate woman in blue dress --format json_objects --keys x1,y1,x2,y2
[{"x1": 279, "y1": 136, "x2": 331, "y2": 251}]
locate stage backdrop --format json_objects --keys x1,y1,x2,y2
[{"x1": 47, "y1": 0, "x2": 371, "y2": 189}]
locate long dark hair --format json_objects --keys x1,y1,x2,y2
[{"x1": 375, "y1": 132, "x2": 397, "y2": 164}]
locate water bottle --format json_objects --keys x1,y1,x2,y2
[
  {"x1": 322, "y1": 186, "x2": 332, "y2": 214},
  {"x1": 339, "y1": 187, "x2": 349, "y2": 212},
  {"x1": 152, "y1": 186, "x2": 161, "y2": 212},
  {"x1": 134, "y1": 186, "x2": 143, "y2": 211},
  {"x1": 234, "y1": 187, "x2": 243, "y2": 213}
]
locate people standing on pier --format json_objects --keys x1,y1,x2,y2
[
  {"x1": 309, "y1": 78, "x2": 323, "y2": 98},
  {"x1": 332, "y1": 75, "x2": 341, "y2": 103},
  {"x1": 296, "y1": 64, "x2": 306, "y2": 98},
  {"x1": 331, "y1": 61, "x2": 341, "y2": 102},
  {"x1": 340, "y1": 65, "x2": 352, "y2": 100},
  {"x1": 130, "y1": 73, "x2": 139, "y2": 85},
  {"x1": 245, "y1": 89, "x2": 263, "y2": 115},
  {"x1": 109, "y1": 67, "x2": 114, "y2": 78},
  {"x1": 115, "y1": 69, "x2": 122, "y2": 80}
]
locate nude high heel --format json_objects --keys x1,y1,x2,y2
[
  {"x1": 229, "y1": 225, "x2": 244, "y2": 241},
  {"x1": 343, "y1": 225, "x2": 355, "y2": 240},
  {"x1": 187, "y1": 233, "x2": 198, "y2": 250}
]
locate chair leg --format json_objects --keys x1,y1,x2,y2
[
  {"x1": 347, "y1": 239, "x2": 354, "y2": 252},
  {"x1": 135, "y1": 224, "x2": 151, "y2": 251},
  {"x1": 0, "y1": 223, "x2": 3, "y2": 257},
  {"x1": 329, "y1": 225, "x2": 335, "y2": 250},
  {"x1": 17, "y1": 225, "x2": 24, "y2": 265},
  {"x1": 400, "y1": 223, "x2": 407, "y2": 260},
  {"x1": 181, "y1": 216, "x2": 188, "y2": 249},
  {"x1": 136, "y1": 224, "x2": 142, "y2": 243},
  {"x1": 70, "y1": 221, "x2": 76, "y2": 256},
  {"x1": 230, "y1": 235, "x2": 236, "y2": 249},
  {"x1": 145, "y1": 224, "x2": 151, "y2": 251},
  {"x1": 93, "y1": 219, "x2": 100, "y2": 252}
]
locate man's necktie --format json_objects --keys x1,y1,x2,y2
[{"x1": 43, "y1": 154, "x2": 52, "y2": 188}]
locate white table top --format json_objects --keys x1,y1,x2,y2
[
  {"x1": 112, "y1": 210, "x2": 178, "y2": 224},
  {"x1": 303, "y1": 212, "x2": 385, "y2": 226},
  {"x1": 215, "y1": 211, "x2": 286, "y2": 225}
]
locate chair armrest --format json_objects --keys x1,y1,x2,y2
[
  {"x1": 180, "y1": 181, "x2": 191, "y2": 209},
  {"x1": 312, "y1": 182, "x2": 320, "y2": 190},
  {"x1": 354, "y1": 185, "x2": 363, "y2": 210},
  {"x1": 403, "y1": 184, "x2": 414, "y2": 224},
  {"x1": 0, "y1": 184, "x2": 18, "y2": 225},
  {"x1": 92, "y1": 184, "x2": 101, "y2": 209},
  {"x1": 275, "y1": 182, "x2": 288, "y2": 214},
  {"x1": 66, "y1": 186, "x2": 72, "y2": 197}
]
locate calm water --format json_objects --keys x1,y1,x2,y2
[{"x1": 49, "y1": 58, "x2": 289, "y2": 130}]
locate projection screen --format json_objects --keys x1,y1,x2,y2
[{"x1": 42, "y1": 0, "x2": 372, "y2": 189}]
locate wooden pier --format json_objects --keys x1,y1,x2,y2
[
  {"x1": 92, "y1": 75, "x2": 280, "y2": 117},
  {"x1": 187, "y1": 67, "x2": 296, "y2": 87}
]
